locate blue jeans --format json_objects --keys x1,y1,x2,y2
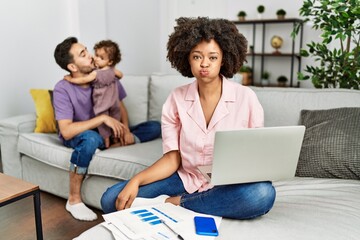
[
  {"x1": 101, "y1": 172, "x2": 276, "y2": 219},
  {"x1": 130, "y1": 121, "x2": 161, "y2": 142},
  {"x1": 63, "y1": 121, "x2": 161, "y2": 174},
  {"x1": 63, "y1": 130, "x2": 105, "y2": 174}
]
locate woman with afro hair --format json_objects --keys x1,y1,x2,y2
[{"x1": 101, "y1": 17, "x2": 276, "y2": 220}]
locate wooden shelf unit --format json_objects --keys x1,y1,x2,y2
[{"x1": 234, "y1": 18, "x2": 304, "y2": 87}]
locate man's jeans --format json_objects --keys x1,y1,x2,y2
[
  {"x1": 64, "y1": 130, "x2": 105, "y2": 174},
  {"x1": 101, "y1": 172, "x2": 276, "y2": 219},
  {"x1": 63, "y1": 121, "x2": 161, "y2": 174},
  {"x1": 130, "y1": 121, "x2": 161, "y2": 143}
]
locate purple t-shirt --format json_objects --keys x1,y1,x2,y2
[{"x1": 53, "y1": 79, "x2": 126, "y2": 139}]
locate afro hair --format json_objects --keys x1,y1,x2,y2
[{"x1": 167, "y1": 17, "x2": 248, "y2": 78}]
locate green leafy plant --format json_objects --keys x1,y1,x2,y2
[
  {"x1": 277, "y1": 75, "x2": 288, "y2": 87},
  {"x1": 239, "y1": 65, "x2": 252, "y2": 73},
  {"x1": 277, "y1": 75, "x2": 288, "y2": 82},
  {"x1": 261, "y1": 71, "x2": 270, "y2": 86},
  {"x1": 261, "y1": 71, "x2": 270, "y2": 79},
  {"x1": 276, "y1": 9, "x2": 286, "y2": 16},
  {"x1": 292, "y1": 0, "x2": 360, "y2": 89},
  {"x1": 257, "y1": 5, "x2": 265, "y2": 14},
  {"x1": 237, "y1": 11, "x2": 247, "y2": 17},
  {"x1": 239, "y1": 65, "x2": 253, "y2": 85}
]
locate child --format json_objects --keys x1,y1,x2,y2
[{"x1": 65, "y1": 40, "x2": 123, "y2": 148}]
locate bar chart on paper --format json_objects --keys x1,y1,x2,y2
[
  {"x1": 103, "y1": 203, "x2": 185, "y2": 240},
  {"x1": 102, "y1": 203, "x2": 222, "y2": 240}
]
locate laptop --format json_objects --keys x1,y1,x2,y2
[{"x1": 198, "y1": 126, "x2": 305, "y2": 185}]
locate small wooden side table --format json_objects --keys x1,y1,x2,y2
[{"x1": 0, "y1": 173, "x2": 43, "y2": 240}]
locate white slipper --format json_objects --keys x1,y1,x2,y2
[{"x1": 66, "y1": 201, "x2": 97, "y2": 221}]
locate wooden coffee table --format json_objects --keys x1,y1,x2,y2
[{"x1": 0, "y1": 173, "x2": 43, "y2": 240}]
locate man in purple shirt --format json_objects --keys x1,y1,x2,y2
[{"x1": 53, "y1": 37, "x2": 160, "y2": 221}]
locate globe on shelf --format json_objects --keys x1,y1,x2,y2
[{"x1": 271, "y1": 35, "x2": 283, "y2": 55}]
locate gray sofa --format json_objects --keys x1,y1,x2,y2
[{"x1": 1, "y1": 74, "x2": 359, "y2": 240}]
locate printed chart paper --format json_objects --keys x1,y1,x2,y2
[{"x1": 102, "y1": 203, "x2": 222, "y2": 240}]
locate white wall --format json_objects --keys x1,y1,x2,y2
[
  {"x1": 0, "y1": 0, "x2": 318, "y2": 120},
  {"x1": 106, "y1": 0, "x2": 163, "y2": 75},
  {"x1": 0, "y1": 0, "x2": 70, "y2": 120},
  {"x1": 155, "y1": 0, "x2": 313, "y2": 81}
]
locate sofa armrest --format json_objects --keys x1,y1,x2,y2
[{"x1": 0, "y1": 113, "x2": 36, "y2": 178}]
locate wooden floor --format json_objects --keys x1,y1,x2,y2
[{"x1": 0, "y1": 191, "x2": 104, "y2": 240}]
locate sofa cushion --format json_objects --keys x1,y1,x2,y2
[
  {"x1": 296, "y1": 107, "x2": 360, "y2": 179},
  {"x1": 18, "y1": 132, "x2": 162, "y2": 180},
  {"x1": 30, "y1": 89, "x2": 57, "y2": 133},
  {"x1": 89, "y1": 139, "x2": 162, "y2": 180},
  {"x1": 120, "y1": 76, "x2": 149, "y2": 126},
  {"x1": 18, "y1": 133, "x2": 72, "y2": 170},
  {"x1": 75, "y1": 177, "x2": 360, "y2": 240},
  {"x1": 251, "y1": 87, "x2": 360, "y2": 127},
  {"x1": 149, "y1": 74, "x2": 195, "y2": 122}
]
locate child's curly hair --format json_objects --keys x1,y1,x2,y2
[
  {"x1": 167, "y1": 17, "x2": 248, "y2": 78},
  {"x1": 94, "y1": 40, "x2": 121, "y2": 67}
]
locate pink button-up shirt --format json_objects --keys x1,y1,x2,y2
[{"x1": 161, "y1": 78, "x2": 264, "y2": 193}]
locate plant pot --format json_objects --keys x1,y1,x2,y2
[
  {"x1": 240, "y1": 72, "x2": 252, "y2": 86},
  {"x1": 238, "y1": 16, "x2": 246, "y2": 21},
  {"x1": 277, "y1": 15, "x2": 285, "y2": 20},
  {"x1": 278, "y1": 81, "x2": 287, "y2": 87},
  {"x1": 261, "y1": 79, "x2": 269, "y2": 86},
  {"x1": 249, "y1": 46, "x2": 254, "y2": 53}
]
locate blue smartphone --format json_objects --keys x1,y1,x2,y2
[{"x1": 194, "y1": 216, "x2": 219, "y2": 236}]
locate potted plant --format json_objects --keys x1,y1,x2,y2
[
  {"x1": 292, "y1": 0, "x2": 360, "y2": 89},
  {"x1": 277, "y1": 75, "x2": 288, "y2": 87},
  {"x1": 249, "y1": 45, "x2": 254, "y2": 54},
  {"x1": 261, "y1": 71, "x2": 270, "y2": 86},
  {"x1": 276, "y1": 9, "x2": 286, "y2": 20},
  {"x1": 237, "y1": 11, "x2": 247, "y2": 21},
  {"x1": 239, "y1": 65, "x2": 252, "y2": 85},
  {"x1": 257, "y1": 5, "x2": 265, "y2": 19}
]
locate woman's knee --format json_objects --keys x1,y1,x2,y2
[
  {"x1": 231, "y1": 181, "x2": 276, "y2": 219},
  {"x1": 254, "y1": 181, "x2": 276, "y2": 213},
  {"x1": 101, "y1": 181, "x2": 128, "y2": 213},
  {"x1": 101, "y1": 188, "x2": 116, "y2": 213}
]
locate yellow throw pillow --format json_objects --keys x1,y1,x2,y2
[{"x1": 30, "y1": 89, "x2": 57, "y2": 133}]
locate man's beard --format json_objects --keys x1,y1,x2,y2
[{"x1": 78, "y1": 64, "x2": 95, "y2": 74}]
